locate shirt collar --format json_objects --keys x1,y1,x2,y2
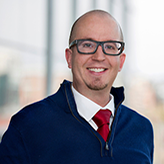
[{"x1": 72, "y1": 85, "x2": 115, "y2": 122}]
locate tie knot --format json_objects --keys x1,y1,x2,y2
[{"x1": 93, "y1": 109, "x2": 112, "y2": 128}]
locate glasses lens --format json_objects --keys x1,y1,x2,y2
[
  {"x1": 104, "y1": 42, "x2": 122, "y2": 55},
  {"x1": 78, "y1": 40, "x2": 96, "y2": 53}
]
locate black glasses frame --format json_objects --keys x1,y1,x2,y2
[{"x1": 69, "y1": 39, "x2": 125, "y2": 56}]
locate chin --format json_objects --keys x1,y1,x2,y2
[{"x1": 86, "y1": 83, "x2": 108, "y2": 91}]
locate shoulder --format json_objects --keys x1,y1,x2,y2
[
  {"x1": 9, "y1": 80, "x2": 73, "y2": 131},
  {"x1": 10, "y1": 91, "x2": 66, "y2": 130},
  {"x1": 119, "y1": 105, "x2": 153, "y2": 132},
  {"x1": 10, "y1": 97, "x2": 53, "y2": 127},
  {"x1": 117, "y1": 105, "x2": 154, "y2": 150}
]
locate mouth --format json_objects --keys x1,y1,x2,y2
[{"x1": 87, "y1": 68, "x2": 107, "y2": 73}]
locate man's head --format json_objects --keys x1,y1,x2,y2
[
  {"x1": 65, "y1": 10, "x2": 126, "y2": 103},
  {"x1": 69, "y1": 10, "x2": 124, "y2": 44}
]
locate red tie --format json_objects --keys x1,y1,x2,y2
[{"x1": 93, "y1": 109, "x2": 112, "y2": 141}]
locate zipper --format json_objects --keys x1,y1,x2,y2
[
  {"x1": 105, "y1": 142, "x2": 109, "y2": 150},
  {"x1": 64, "y1": 84, "x2": 104, "y2": 157},
  {"x1": 65, "y1": 84, "x2": 124, "y2": 157},
  {"x1": 105, "y1": 97, "x2": 124, "y2": 155}
]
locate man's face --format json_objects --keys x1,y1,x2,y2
[{"x1": 66, "y1": 13, "x2": 126, "y2": 95}]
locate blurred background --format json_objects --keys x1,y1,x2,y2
[{"x1": 0, "y1": 0, "x2": 164, "y2": 163}]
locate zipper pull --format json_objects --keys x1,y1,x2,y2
[{"x1": 105, "y1": 142, "x2": 109, "y2": 150}]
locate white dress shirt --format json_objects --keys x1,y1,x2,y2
[{"x1": 72, "y1": 85, "x2": 115, "y2": 130}]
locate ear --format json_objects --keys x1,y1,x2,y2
[
  {"x1": 119, "y1": 53, "x2": 126, "y2": 72},
  {"x1": 65, "y1": 48, "x2": 72, "y2": 69}
]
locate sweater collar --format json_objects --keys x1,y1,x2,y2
[
  {"x1": 71, "y1": 85, "x2": 115, "y2": 122},
  {"x1": 62, "y1": 79, "x2": 124, "y2": 114}
]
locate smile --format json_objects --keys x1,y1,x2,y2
[{"x1": 88, "y1": 68, "x2": 106, "y2": 73}]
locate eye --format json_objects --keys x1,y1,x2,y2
[
  {"x1": 81, "y1": 41, "x2": 94, "y2": 48},
  {"x1": 84, "y1": 43, "x2": 92, "y2": 47},
  {"x1": 104, "y1": 44, "x2": 116, "y2": 50}
]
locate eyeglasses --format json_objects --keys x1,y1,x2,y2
[{"x1": 69, "y1": 39, "x2": 125, "y2": 56}]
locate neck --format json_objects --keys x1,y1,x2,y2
[{"x1": 73, "y1": 84, "x2": 112, "y2": 107}]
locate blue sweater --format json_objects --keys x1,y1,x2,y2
[{"x1": 0, "y1": 80, "x2": 154, "y2": 164}]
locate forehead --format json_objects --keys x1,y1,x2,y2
[{"x1": 73, "y1": 13, "x2": 120, "y2": 41}]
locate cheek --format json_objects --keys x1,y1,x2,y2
[
  {"x1": 107, "y1": 56, "x2": 121, "y2": 70},
  {"x1": 71, "y1": 55, "x2": 91, "y2": 80},
  {"x1": 71, "y1": 55, "x2": 82, "y2": 73},
  {"x1": 73, "y1": 54, "x2": 88, "y2": 68}
]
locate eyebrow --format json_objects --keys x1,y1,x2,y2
[
  {"x1": 77, "y1": 38, "x2": 122, "y2": 42},
  {"x1": 78, "y1": 38, "x2": 95, "y2": 41}
]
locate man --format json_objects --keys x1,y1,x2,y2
[{"x1": 0, "y1": 10, "x2": 154, "y2": 164}]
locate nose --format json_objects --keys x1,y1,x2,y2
[{"x1": 91, "y1": 45, "x2": 106, "y2": 61}]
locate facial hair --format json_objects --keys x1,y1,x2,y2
[{"x1": 85, "y1": 77, "x2": 108, "y2": 91}]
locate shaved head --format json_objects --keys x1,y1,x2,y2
[
  {"x1": 69, "y1": 10, "x2": 124, "y2": 44},
  {"x1": 65, "y1": 9, "x2": 126, "y2": 105}
]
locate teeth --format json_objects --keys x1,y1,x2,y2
[{"x1": 88, "y1": 68, "x2": 105, "y2": 72}]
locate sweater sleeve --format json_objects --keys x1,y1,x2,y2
[
  {"x1": 149, "y1": 120, "x2": 154, "y2": 164},
  {"x1": 0, "y1": 121, "x2": 30, "y2": 164}
]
